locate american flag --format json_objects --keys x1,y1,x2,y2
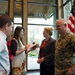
[{"x1": 68, "y1": 3, "x2": 75, "y2": 33}]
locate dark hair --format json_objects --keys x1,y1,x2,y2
[
  {"x1": 13, "y1": 26, "x2": 24, "y2": 39},
  {"x1": 0, "y1": 15, "x2": 12, "y2": 28},
  {"x1": 13, "y1": 26, "x2": 24, "y2": 46}
]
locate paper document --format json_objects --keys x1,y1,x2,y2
[{"x1": 26, "y1": 43, "x2": 39, "y2": 51}]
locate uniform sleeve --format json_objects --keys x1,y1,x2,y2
[
  {"x1": 10, "y1": 39, "x2": 17, "y2": 56},
  {"x1": 70, "y1": 34, "x2": 75, "y2": 52}
]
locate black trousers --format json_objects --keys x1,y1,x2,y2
[
  {"x1": 40, "y1": 62, "x2": 55, "y2": 75},
  {"x1": 9, "y1": 60, "x2": 12, "y2": 75}
]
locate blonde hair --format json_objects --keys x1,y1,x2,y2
[{"x1": 44, "y1": 27, "x2": 53, "y2": 36}]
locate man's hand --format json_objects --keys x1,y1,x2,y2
[
  {"x1": 67, "y1": 64, "x2": 75, "y2": 75},
  {"x1": 1, "y1": 70, "x2": 6, "y2": 75}
]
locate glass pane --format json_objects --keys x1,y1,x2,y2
[
  {"x1": 27, "y1": 25, "x2": 57, "y2": 70},
  {"x1": 27, "y1": 0, "x2": 57, "y2": 70},
  {"x1": 14, "y1": 17, "x2": 22, "y2": 23},
  {"x1": 63, "y1": 1, "x2": 71, "y2": 20},
  {"x1": 28, "y1": 0, "x2": 56, "y2": 4},
  {"x1": 0, "y1": 1, "x2": 8, "y2": 15},
  {"x1": 28, "y1": 25, "x2": 55, "y2": 45},
  {"x1": 28, "y1": 4, "x2": 56, "y2": 19},
  {"x1": 14, "y1": 2, "x2": 22, "y2": 17},
  {"x1": 14, "y1": 1, "x2": 22, "y2": 29},
  {"x1": 63, "y1": 0, "x2": 68, "y2": 3},
  {"x1": 28, "y1": 17, "x2": 54, "y2": 25}
]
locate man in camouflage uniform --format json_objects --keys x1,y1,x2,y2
[{"x1": 55, "y1": 19, "x2": 75, "y2": 75}]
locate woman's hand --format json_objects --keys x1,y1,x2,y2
[
  {"x1": 37, "y1": 57, "x2": 44, "y2": 64},
  {"x1": 25, "y1": 44, "x2": 39, "y2": 53},
  {"x1": 23, "y1": 46, "x2": 27, "y2": 51}
]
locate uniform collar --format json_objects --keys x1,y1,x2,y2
[{"x1": 60, "y1": 32, "x2": 69, "y2": 38}]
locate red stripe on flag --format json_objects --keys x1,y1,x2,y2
[
  {"x1": 69, "y1": 16, "x2": 74, "y2": 24},
  {"x1": 68, "y1": 23, "x2": 74, "y2": 33},
  {"x1": 68, "y1": 3, "x2": 75, "y2": 34}
]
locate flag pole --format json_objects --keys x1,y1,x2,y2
[{"x1": 73, "y1": 0, "x2": 75, "y2": 33}]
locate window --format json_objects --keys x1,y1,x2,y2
[
  {"x1": 63, "y1": 0, "x2": 73, "y2": 20},
  {"x1": 27, "y1": 16, "x2": 57, "y2": 70},
  {"x1": 0, "y1": 1, "x2": 8, "y2": 15},
  {"x1": 28, "y1": 17, "x2": 54, "y2": 25}
]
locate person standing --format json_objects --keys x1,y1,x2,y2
[
  {"x1": 37, "y1": 27, "x2": 56, "y2": 75},
  {"x1": 0, "y1": 15, "x2": 13, "y2": 75},
  {"x1": 11, "y1": 26, "x2": 31, "y2": 75},
  {"x1": 55, "y1": 19, "x2": 75, "y2": 75}
]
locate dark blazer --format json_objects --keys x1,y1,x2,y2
[{"x1": 39, "y1": 37, "x2": 56, "y2": 66}]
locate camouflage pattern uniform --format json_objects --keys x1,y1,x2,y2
[{"x1": 55, "y1": 32, "x2": 75, "y2": 75}]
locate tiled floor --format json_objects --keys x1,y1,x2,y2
[{"x1": 25, "y1": 71, "x2": 40, "y2": 75}]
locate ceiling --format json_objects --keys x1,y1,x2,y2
[{"x1": 0, "y1": 0, "x2": 57, "y2": 18}]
